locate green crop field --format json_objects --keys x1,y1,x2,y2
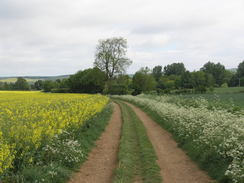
[
  {"x1": 183, "y1": 87, "x2": 244, "y2": 108},
  {"x1": 214, "y1": 87, "x2": 244, "y2": 94}
]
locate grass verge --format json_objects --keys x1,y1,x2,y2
[
  {"x1": 113, "y1": 100, "x2": 161, "y2": 183},
  {"x1": 1, "y1": 102, "x2": 113, "y2": 183}
]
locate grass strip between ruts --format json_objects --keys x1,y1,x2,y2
[{"x1": 113, "y1": 100, "x2": 162, "y2": 183}]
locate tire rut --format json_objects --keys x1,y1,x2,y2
[
  {"x1": 125, "y1": 102, "x2": 214, "y2": 183},
  {"x1": 69, "y1": 103, "x2": 122, "y2": 183}
]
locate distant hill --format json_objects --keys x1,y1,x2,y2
[{"x1": 0, "y1": 75, "x2": 70, "y2": 83}]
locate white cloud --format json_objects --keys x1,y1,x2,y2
[{"x1": 0, "y1": 0, "x2": 244, "y2": 76}]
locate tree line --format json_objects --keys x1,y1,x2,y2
[
  {"x1": 133, "y1": 61, "x2": 244, "y2": 94},
  {"x1": 1, "y1": 37, "x2": 244, "y2": 94}
]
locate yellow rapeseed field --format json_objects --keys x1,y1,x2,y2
[{"x1": 0, "y1": 91, "x2": 108, "y2": 174}]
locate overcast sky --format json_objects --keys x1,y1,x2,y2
[{"x1": 0, "y1": 0, "x2": 244, "y2": 76}]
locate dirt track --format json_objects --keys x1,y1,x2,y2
[
  {"x1": 125, "y1": 102, "x2": 214, "y2": 183},
  {"x1": 69, "y1": 103, "x2": 122, "y2": 183},
  {"x1": 69, "y1": 101, "x2": 214, "y2": 183}
]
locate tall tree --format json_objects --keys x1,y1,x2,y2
[
  {"x1": 180, "y1": 71, "x2": 193, "y2": 89},
  {"x1": 164, "y1": 63, "x2": 186, "y2": 76},
  {"x1": 152, "y1": 65, "x2": 162, "y2": 81},
  {"x1": 132, "y1": 70, "x2": 156, "y2": 95},
  {"x1": 229, "y1": 74, "x2": 239, "y2": 87},
  {"x1": 237, "y1": 60, "x2": 244, "y2": 77},
  {"x1": 94, "y1": 37, "x2": 132, "y2": 79},
  {"x1": 200, "y1": 61, "x2": 226, "y2": 86},
  {"x1": 43, "y1": 80, "x2": 57, "y2": 92},
  {"x1": 34, "y1": 80, "x2": 43, "y2": 90},
  {"x1": 14, "y1": 77, "x2": 30, "y2": 90},
  {"x1": 191, "y1": 71, "x2": 214, "y2": 93}
]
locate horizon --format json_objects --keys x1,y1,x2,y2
[{"x1": 0, "y1": 65, "x2": 238, "y2": 78}]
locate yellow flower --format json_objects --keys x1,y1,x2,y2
[{"x1": 0, "y1": 91, "x2": 108, "y2": 174}]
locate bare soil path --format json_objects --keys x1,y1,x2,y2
[
  {"x1": 69, "y1": 103, "x2": 122, "y2": 183},
  {"x1": 125, "y1": 102, "x2": 214, "y2": 183}
]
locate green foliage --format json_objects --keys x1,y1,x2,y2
[
  {"x1": 132, "y1": 71, "x2": 156, "y2": 95},
  {"x1": 0, "y1": 78, "x2": 33, "y2": 91},
  {"x1": 180, "y1": 71, "x2": 193, "y2": 88},
  {"x1": 43, "y1": 80, "x2": 58, "y2": 92},
  {"x1": 228, "y1": 74, "x2": 239, "y2": 87},
  {"x1": 113, "y1": 101, "x2": 161, "y2": 183},
  {"x1": 146, "y1": 63, "x2": 216, "y2": 94},
  {"x1": 58, "y1": 78, "x2": 69, "y2": 89},
  {"x1": 33, "y1": 80, "x2": 43, "y2": 90},
  {"x1": 201, "y1": 61, "x2": 227, "y2": 86},
  {"x1": 0, "y1": 76, "x2": 71, "y2": 91},
  {"x1": 191, "y1": 71, "x2": 214, "y2": 93},
  {"x1": 14, "y1": 77, "x2": 30, "y2": 90},
  {"x1": 164, "y1": 62, "x2": 186, "y2": 76},
  {"x1": 105, "y1": 84, "x2": 128, "y2": 95},
  {"x1": 158, "y1": 76, "x2": 176, "y2": 89},
  {"x1": 152, "y1": 65, "x2": 162, "y2": 81},
  {"x1": 224, "y1": 70, "x2": 235, "y2": 86},
  {"x1": 51, "y1": 88, "x2": 70, "y2": 93},
  {"x1": 221, "y1": 83, "x2": 228, "y2": 88},
  {"x1": 240, "y1": 77, "x2": 244, "y2": 87},
  {"x1": 0, "y1": 82, "x2": 14, "y2": 90},
  {"x1": 103, "y1": 75, "x2": 131, "y2": 95},
  {"x1": 155, "y1": 71, "x2": 214, "y2": 94},
  {"x1": 68, "y1": 67, "x2": 106, "y2": 93},
  {"x1": 237, "y1": 60, "x2": 244, "y2": 77}
]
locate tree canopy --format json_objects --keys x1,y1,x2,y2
[
  {"x1": 68, "y1": 67, "x2": 106, "y2": 93},
  {"x1": 164, "y1": 63, "x2": 186, "y2": 76},
  {"x1": 94, "y1": 37, "x2": 132, "y2": 79},
  {"x1": 200, "y1": 61, "x2": 227, "y2": 86},
  {"x1": 152, "y1": 65, "x2": 162, "y2": 81},
  {"x1": 132, "y1": 70, "x2": 156, "y2": 95},
  {"x1": 14, "y1": 77, "x2": 30, "y2": 90},
  {"x1": 237, "y1": 61, "x2": 244, "y2": 78},
  {"x1": 34, "y1": 80, "x2": 43, "y2": 90}
]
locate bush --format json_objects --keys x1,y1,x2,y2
[
  {"x1": 221, "y1": 83, "x2": 228, "y2": 88},
  {"x1": 43, "y1": 80, "x2": 57, "y2": 92},
  {"x1": 68, "y1": 67, "x2": 106, "y2": 93},
  {"x1": 51, "y1": 88, "x2": 70, "y2": 93},
  {"x1": 104, "y1": 84, "x2": 129, "y2": 95}
]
